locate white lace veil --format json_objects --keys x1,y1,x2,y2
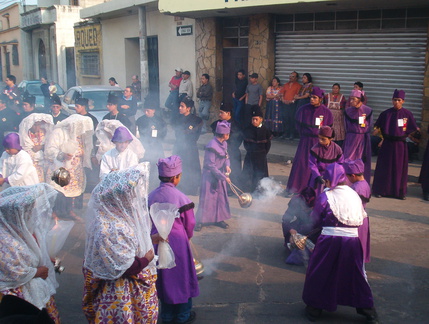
[
  {"x1": 94, "y1": 120, "x2": 145, "y2": 162},
  {"x1": 18, "y1": 113, "x2": 54, "y2": 162},
  {"x1": 0, "y1": 183, "x2": 59, "y2": 309},
  {"x1": 84, "y1": 162, "x2": 155, "y2": 280},
  {"x1": 44, "y1": 114, "x2": 94, "y2": 168}
]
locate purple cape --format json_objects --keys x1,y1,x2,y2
[
  {"x1": 286, "y1": 103, "x2": 333, "y2": 193},
  {"x1": 343, "y1": 105, "x2": 373, "y2": 184},
  {"x1": 372, "y1": 107, "x2": 417, "y2": 198},
  {"x1": 418, "y1": 125, "x2": 429, "y2": 193},
  {"x1": 148, "y1": 182, "x2": 199, "y2": 304},
  {"x1": 352, "y1": 180, "x2": 371, "y2": 263},
  {"x1": 196, "y1": 138, "x2": 231, "y2": 224}
]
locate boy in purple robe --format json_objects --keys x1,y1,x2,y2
[
  {"x1": 344, "y1": 159, "x2": 371, "y2": 263},
  {"x1": 286, "y1": 87, "x2": 333, "y2": 195},
  {"x1": 418, "y1": 125, "x2": 429, "y2": 201},
  {"x1": 343, "y1": 89, "x2": 373, "y2": 184},
  {"x1": 195, "y1": 121, "x2": 232, "y2": 231},
  {"x1": 308, "y1": 125, "x2": 343, "y2": 196},
  {"x1": 302, "y1": 163, "x2": 377, "y2": 323},
  {"x1": 148, "y1": 155, "x2": 199, "y2": 324},
  {"x1": 372, "y1": 90, "x2": 418, "y2": 200}
]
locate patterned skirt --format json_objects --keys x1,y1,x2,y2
[
  {"x1": 82, "y1": 268, "x2": 158, "y2": 324},
  {"x1": 0, "y1": 288, "x2": 61, "y2": 323},
  {"x1": 264, "y1": 99, "x2": 284, "y2": 133}
]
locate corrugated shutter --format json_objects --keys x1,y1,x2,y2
[{"x1": 275, "y1": 31, "x2": 427, "y2": 123}]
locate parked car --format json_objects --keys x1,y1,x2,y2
[
  {"x1": 61, "y1": 85, "x2": 124, "y2": 121},
  {"x1": 18, "y1": 80, "x2": 65, "y2": 111}
]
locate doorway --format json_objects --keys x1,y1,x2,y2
[
  {"x1": 147, "y1": 36, "x2": 160, "y2": 107},
  {"x1": 222, "y1": 48, "x2": 248, "y2": 107}
]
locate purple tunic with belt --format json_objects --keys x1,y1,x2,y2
[
  {"x1": 352, "y1": 180, "x2": 371, "y2": 263},
  {"x1": 148, "y1": 182, "x2": 199, "y2": 304},
  {"x1": 196, "y1": 137, "x2": 231, "y2": 224},
  {"x1": 308, "y1": 142, "x2": 343, "y2": 196},
  {"x1": 418, "y1": 125, "x2": 429, "y2": 195},
  {"x1": 286, "y1": 104, "x2": 333, "y2": 194},
  {"x1": 302, "y1": 187, "x2": 374, "y2": 312},
  {"x1": 372, "y1": 107, "x2": 417, "y2": 198},
  {"x1": 343, "y1": 105, "x2": 373, "y2": 184}
]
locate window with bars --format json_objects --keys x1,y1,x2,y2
[
  {"x1": 223, "y1": 17, "x2": 249, "y2": 48},
  {"x1": 275, "y1": 7, "x2": 429, "y2": 32},
  {"x1": 12, "y1": 45, "x2": 18, "y2": 65},
  {"x1": 81, "y1": 52, "x2": 99, "y2": 76}
]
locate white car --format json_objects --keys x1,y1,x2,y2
[{"x1": 61, "y1": 85, "x2": 124, "y2": 121}]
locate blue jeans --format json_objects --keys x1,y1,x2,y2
[
  {"x1": 233, "y1": 97, "x2": 245, "y2": 125},
  {"x1": 165, "y1": 90, "x2": 179, "y2": 111},
  {"x1": 198, "y1": 100, "x2": 211, "y2": 121},
  {"x1": 161, "y1": 298, "x2": 192, "y2": 323}
]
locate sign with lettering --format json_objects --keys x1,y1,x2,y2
[
  {"x1": 21, "y1": 11, "x2": 42, "y2": 28},
  {"x1": 176, "y1": 25, "x2": 193, "y2": 36},
  {"x1": 74, "y1": 24, "x2": 101, "y2": 51}
]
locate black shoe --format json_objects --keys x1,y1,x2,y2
[
  {"x1": 356, "y1": 308, "x2": 379, "y2": 324},
  {"x1": 374, "y1": 194, "x2": 382, "y2": 198},
  {"x1": 398, "y1": 196, "x2": 406, "y2": 200},
  {"x1": 194, "y1": 223, "x2": 202, "y2": 232},
  {"x1": 216, "y1": 221, "x2": 229, "y2": 229},
  {"x1": 177, "y1": 311, "x2": 196, "y2": 324},
  {"x1": 305, "y1": 305, "x2": 322, "y2": 322},
  {"x1": 424, "y1": 193, "x2": 429, "y2": 201}
]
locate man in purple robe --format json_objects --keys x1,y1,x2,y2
[
  {"x1": 195, "y1": 121, "x2": 232, "y2": 231},
  {"x1": 286, "y1": 87, "x2": 333, "y2": 195},
  {"x1": 418, "y1": 125, "x2": 429, "y2": 201},
  {"x1": 344, "y1": 159, "x2": 371, "y2": 263},
  {"x1": 308, "y1": 125, "x2": 343, "y2": 197},
  {"x1": 343, "y1": 89, "x2": 373, "y2": 184},
  {"x1": 148, "y1": 155, "x2": 199, "y2": 324},
  {"x1": 302, "y1": 163, "x2": 378, "y2": 323},
  {"x1": 372, "y1": 90, "x2": 418, "y2": 200}
]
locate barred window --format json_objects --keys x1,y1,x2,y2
[
  {"x1": 81, "y1": 52, "x2": 99, "y2": 76},
  {"x1": 12, "y1": 45, "x2": 18, "y2": 65}
]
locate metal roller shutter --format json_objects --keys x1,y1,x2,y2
[{"x1": 275, "y1": 31, "x2": 427, "y2": 122}]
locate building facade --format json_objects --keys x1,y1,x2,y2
[
  {"x1": 20, "y1": 0, "x2": 105, "y2": 90},
  {"x1": 159, "y1": 0, "x2": 429, "y2": 151},
  {"x1": 0, "y1": 3, "x2": 24, "y2": 82},
  {"x1": 79, "y1": 0, "x2": 197, "y2": 107}
]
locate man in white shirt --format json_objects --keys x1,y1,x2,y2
[{"x1": 178, "y1": 70, "x2": 193, "y2": 104}]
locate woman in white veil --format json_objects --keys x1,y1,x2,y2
[
  {"x1": 0, "y1": 183, "x2": 60, "y2": 323},
  {"x1": 19, "y1": 113, "x2": 54, "y2": 182},
  {"x1": 44, "y1": 114, "x2": 93, "y2": 220},
  {"x1": 82, "y1": 163, "x2": 158, "y2": 323}
]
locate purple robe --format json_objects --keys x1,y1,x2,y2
[
  {"x1": 343, "y1": 105, "x2": 373, "y2": 184},
  {"x1": 148, "y1": 182, "x2": 199, "y2": 304},
  {"x1": 372, "y1": 107, "x2": 417, "y2": 198},
  {"x1": 308, "y1": 142, "x2": 343, "y2": 196},
  {"x1": 352, "y1": 180, "x2": 371, "y2": 263},
  {"x1": 196, "y1": 138, "x2": 231, "y2": 224},
  {"x1": 302, "y1": 190, "x2": 374, "y2": 312},
  {"x1": 286, "y1": 104, "x2": 333, "y2": 194},
  {"x1": 418, "y1": 126, "x2": 429, "y2": 194}
]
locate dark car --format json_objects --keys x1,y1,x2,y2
[
  {"x1": 18, "y1": 80, "x2": 65, "y2": 111},
  {"x1": 61, "y1": 85, "x2": 124, "y2": 121}
]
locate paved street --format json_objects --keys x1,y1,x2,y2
[{"x1": 53, "y1": 135, "x2": 429, "y2": 323}]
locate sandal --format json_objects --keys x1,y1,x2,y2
[{"x1": 217, "y1": 221, "x2": 229, "y2": 229}]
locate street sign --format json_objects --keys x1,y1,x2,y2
[{"x1": 177, "y1": 25, "x2": 193, "y2": 36}]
